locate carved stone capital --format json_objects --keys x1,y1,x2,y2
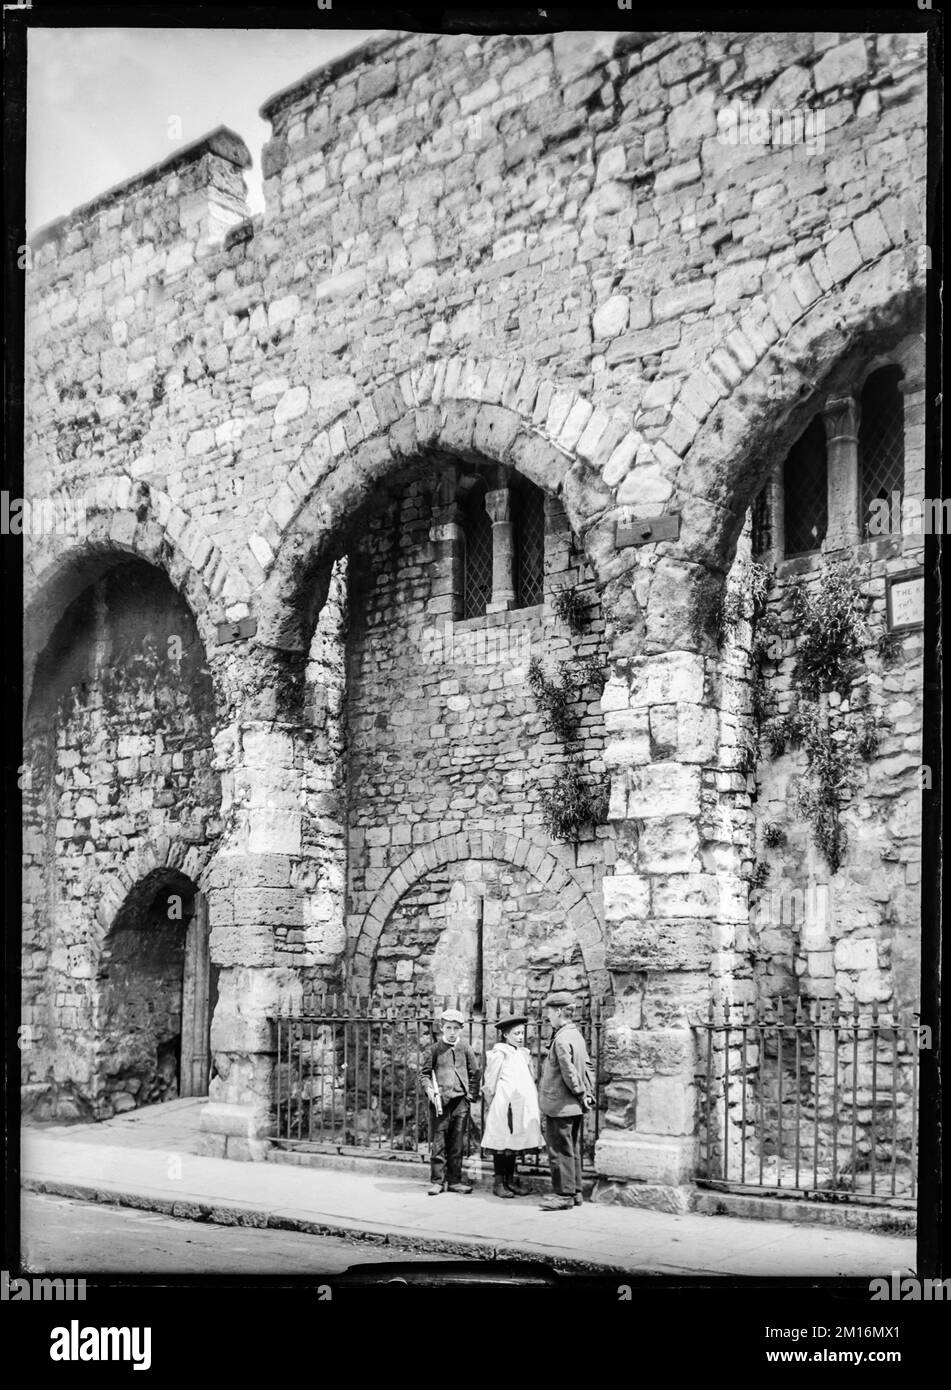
[
  {"x1": 484, "y1": 487, "x2": 512, "y2": 526},
  {"x1": 822, "y1": 393, "x2": 859, "y2": 444}
]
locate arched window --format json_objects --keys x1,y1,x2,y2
[
  {"x1": 783, "y1": 415, "x2": 827, "y2": 556},
  {"x1": 462, "y1": 481, "x2": 493, "y2": 619},
  {"x1": 513, "y1": 476, "x2": 545, "y2": 608},
  {"x1": 859, "y1": 365, "x2": 905, "y2": 533}
]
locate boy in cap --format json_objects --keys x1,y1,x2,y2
[
  {"x1": 421, "y1": 1008, "x2": 481, "y2": 1195},
  {"x1": 538, "y1": 991, "x2": 595, "y2": 1210}
]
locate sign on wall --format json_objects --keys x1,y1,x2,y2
[{"x1": 885, "y1": 568, "x2": 925, "y2": 632}]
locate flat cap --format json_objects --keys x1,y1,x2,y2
[
  {"x1": 439, "y1": 1008, "x2": 466, "y2": 1024},
  {"x1": 544, "y1": 991, "x2": 576, "y2": 1008}
]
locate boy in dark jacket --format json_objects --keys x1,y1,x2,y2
[{"x1": 422, "y1": 1008, "x2": 481, "y2": 1194}]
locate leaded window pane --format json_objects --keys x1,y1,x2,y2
[
  {"x1": 859, "y1": 366, "x2": 905, "y2": 533},
  {"x1": 515, "y1": 481, "x2": 545, "y2": 608},
  {"x1": 462, "y1": 486, "x2": 492, "y2": 619},
  {"x1": 783, "y1": 416, "x2": 827, "y2": 556}
]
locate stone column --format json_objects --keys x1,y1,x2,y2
[
  {"x1": 485, "y1": 480, "x2": 516, "y2": 613},
  {"x1": 764, "y1": 465, "x2": 785, "y2": 566},
  {"x1": 823, "y1": 393, "x2": 861, "y2": 548},
  {"x1": 199, "y1": 649, "x2": 309, "y2": 1160},
  {"x1": 899, "y1": 368, "x2": 925, "y2": 512},
  {"x1": 595, "y1": 641, "x2": 743, "y2": 1198}
]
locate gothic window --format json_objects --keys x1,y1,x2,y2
[
  {"x1": 751, "y1": 487, "x2": 772, "y2": 557},
  {"x1": 783, "y1": 415, "x2": 828, "y2": 556},
  {"x1": 462, "y1": 481, "x2": 493, "y2": 619},
  {"x1": 513, "y1": 477, "x2": 545, "y2": 608},
  {"x1": 859, "y1": 365, "x2": 905, "y2": 532}
]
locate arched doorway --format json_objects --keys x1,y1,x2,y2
[
  {"x1": 22, "y1": 556, "x2": 222, "y2": 1120},
  {"x1": 98, "y1": 870, "x2": 216, "y2": 1110}
]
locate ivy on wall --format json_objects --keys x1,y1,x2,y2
[
  {"x1": 754, "y1": 561, "x2": 877, "y2": 874},
  {"x1": 528, "y1": 588, "x2": 607, "y2": 842}
]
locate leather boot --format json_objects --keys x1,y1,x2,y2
[{"x1": 493, "y1": 1179, "x2": 515, "y2": 1198}]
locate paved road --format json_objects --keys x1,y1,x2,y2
[{"x1": 20, "y1": 1192, "x2": 452, "y2": 1275}]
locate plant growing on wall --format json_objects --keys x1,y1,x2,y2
[
  {"x1": 538, "y1": 760, "x2": 609, "y2": 841},
  {"x1": 553, "y1": 586, "x2": 589, "y2": 635},
  {"x1": 529, "y1": 637, "x2": 606, "y2": 842},
  {"x1": 746, "y1": 560, "x2": 781, "y2": 734},
  {"x1": 876, "y1": 629, "x2": 902, "y2": 666},
  {"x1": 856, "y1": 713, "x2": 883, "y2": 761},
  {"x1": 791, "y1": 702, "x2": 858, "y2": 874},
  {"x1": 754, "y1": 561, "x2": 886, "y2": 873},
  {"x1": 761, "y1": 710, "x2": 802, "y2": 759},
  {"x1": 790, "y1": 563, "x2": 866, "y2": 699},
  {"x1": 528, "y1": 655, "x2": 604, "y2": 743},
  {"x1": 762, "y1": 820, "x2": 786, "y2": 848},
  {"x1": 693, "y1": 576, "x2": 735, "y2": 648}
]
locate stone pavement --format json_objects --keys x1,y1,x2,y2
[{"x1": 20, "y1": 1102, "x2": 917, "y2": 1277}]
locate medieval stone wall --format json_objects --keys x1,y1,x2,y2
[
  {"x1": 22, "y1": 561, "x2": 219, "y2": 1117},
  {"x1": 342, "y1": 467, "x2": 610, "y2": 1009},
  {"x1": 23, "y1": 28, "x2": 928, "y2": 1184}
]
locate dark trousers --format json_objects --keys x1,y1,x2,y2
[
  {"x1": 429, "y1": 1096, "x2": 469, "y2": 1185},
  {"x1": 545, "y1": 1114, "x2": 584, "y2": 1195},
  {"x1": 493, "y1": 1151, "x2": 517, "y2": 1184}
]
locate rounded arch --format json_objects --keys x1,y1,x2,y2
[
  {"x1": 95, "y1": 862, "x2": 214, "y2": 1112},
  {"x1": 23, "y1": 475, "x2": 252, "y2": 704},
  {"x1": 253, "y1": 357, "x2": 639, "y2": 651},
  {"x1": 93, "y1": 839, "x2": 218, "y2": 936},
  {"x1": 349, "y1": 830, "x2": 607, "y2": 995},
  {"x1": 665, "y1": 247, "x2": 925, "y2": 575}
]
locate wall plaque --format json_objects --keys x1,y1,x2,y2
[{"x1": 885, "y1": 568, "x2": 924, "y2": 632}]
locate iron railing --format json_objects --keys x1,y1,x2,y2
[
  {"x1": 694, "y1": 999, "x2": 921, "y2": 1204},
  {"x1": 271, "y1": 994, "x2": 605, "y2": 1173}
]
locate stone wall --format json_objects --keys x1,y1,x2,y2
[
  {"x1": 342, "y1": 465, "x2": 610, "y2": 1007},
  {"x1": 22, "y1": 561, "x2": 220, "y2": 1117},
  {"x1": 22, "y1": 28, "x2": 928, "y2": 1185}
]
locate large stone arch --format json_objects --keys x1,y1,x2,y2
[
  {"x1": 585, "y1": 247, "x2": 926, "y2": 654},
  {"x1": 668, "y1": 246, "x2": 924, "y2": 574},
  {"x1": 23, "y1": 475, "x2": 253, "y2": 706},
  {"x1": 349, "y1": 830, "x2": 607, "y2": 995},
  {"x1": 252, "y1": 356, "x2": 643, "y2": 652}
]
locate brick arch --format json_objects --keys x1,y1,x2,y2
[
  {"x1": 253, "y1": 356, "x2": 643, "y2": 651},
  {"x1": 349, "y1": 830, "x2": 608, "y2": 995},
  {"x1": 23, "y1": 476, "x2": 251, "y2": 705}
]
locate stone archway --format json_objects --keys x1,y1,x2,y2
[
  {"x1": 350, "y1": 830, "x2": 607, "y2": 1002},
  {"x1": 21, "y1": 549, "x2": 224, "y2": 1121},
  {"x1": 96, "y1": 869, "x2": 216, "y2": 1113},
  {"x1": 252, "y1": 357, "x2": 642, "y2": 654},
  {"x1": 23, "y1": 475, "x2": 253, "y2": 709}
]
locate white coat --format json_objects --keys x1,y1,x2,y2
[{"x1": 480, "y1": 1042, "x2": 543, "y2": 1152}]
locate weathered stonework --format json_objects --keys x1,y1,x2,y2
[{"x1": 22, "y1": 30, "x2": 927, "y2": 1194}]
